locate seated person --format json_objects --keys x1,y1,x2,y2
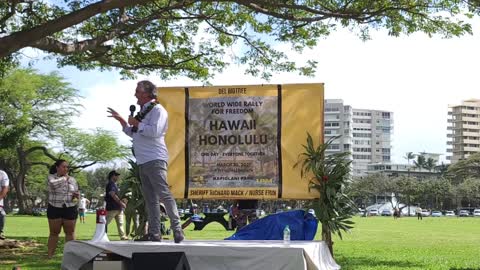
[{"x1": 234, "y1": 200, "x2": 259, "y2": 231}]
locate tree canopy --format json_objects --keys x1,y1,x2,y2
[
  {"x1": 1, "y1": 0, "x2": 478, "y2": 80},
  {"x1": 0, "y1": 68, "x2": 128, "y2": 213},
  {"x1": 447, "y1": 152, "x2": 480, "y2": 184},
  {"x1": 0, "y1": 68, "x2": 80, "y2": 148}
]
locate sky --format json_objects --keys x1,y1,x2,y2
[{"x1": 21, "y1": 17, "x2": 480, "y2": 164}]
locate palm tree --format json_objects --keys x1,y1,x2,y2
[
  {"x1": 295, "y1": 134, "x2": 356, "y2": 257},
  {"x1": 404, "y1": 152, "x2": 415, "y2": 166},
  {"x1": 424, "y1": 158, "x2": 436, "y2": 172},
  {"x1": 413, "y1": 154, "x2": 426, "y2": 171},
  {"x1": 435, "y1": 162, "x2": 449, "y2": 177}
]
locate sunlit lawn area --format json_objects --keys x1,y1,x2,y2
[{"x1": 1, "y1": 214, "x2": 479, "y2": 270}]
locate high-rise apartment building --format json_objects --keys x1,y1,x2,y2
[
  {"x1": 446, "y1": 99, "x2": 480, "y2": 163},
  {"x1": 324, "y1": 99, "x2": 393, "y2": 176}
]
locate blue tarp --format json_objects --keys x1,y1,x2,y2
[{"x1": 225, "y1": 210, "x2": 318, "y2": 240}]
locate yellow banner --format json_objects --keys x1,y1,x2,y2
[{"x1": 158, "y1": 84, "x2": 323, "y2": 199}]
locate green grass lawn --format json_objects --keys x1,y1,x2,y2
[{"x1": 1, "y1": 215, "x2": 479, "y2": 270}]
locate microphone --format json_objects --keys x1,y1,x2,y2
[
  {"x1": 130, "y1": 105, "x2": 138, "y2": 132},
  {"x1": 129, "y1": 105, "x2": 136, "y2": 117}
]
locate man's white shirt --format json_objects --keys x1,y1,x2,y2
[{"x1": 123, "y1": 101, "x2": 169, "y2": 164}]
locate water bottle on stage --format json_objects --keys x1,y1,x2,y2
[{"x1": 283, "y1": 225, "x2": 290, "y2": 244}]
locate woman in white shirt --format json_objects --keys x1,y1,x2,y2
[{"x1": 46, "y1": 159, "x2": 79, "y2": 259}]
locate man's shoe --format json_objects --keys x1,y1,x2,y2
[
  {"x1": 120, "y1": 236, "x2": 129, "y2": 240},
  {"x1": 173, "y1": 230, "x2": 184, "y2": 243},
  {"x1": 134, "y1": 233, "x2": 161, "y2": 242},
  {"x1": 0, "y1": 232, "x2": 5, "y2": 240}
]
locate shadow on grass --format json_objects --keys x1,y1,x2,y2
[
  {"x1": 0, "y1": 236, "x2": 63, "y2": 270},
  {"x1": 336, "y1": 256, "x2": 425, "y2": 270}
]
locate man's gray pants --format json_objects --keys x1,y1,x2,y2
[{"x1": 139, "y1": 159, "x2": 181, "y2": 236}]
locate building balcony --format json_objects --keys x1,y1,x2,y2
[
  {"x1": 462, "y1": 124, "x2": 480, "y2": 130},
  {"x1": 462, "y1": 117, "x2": 480, "y2": 122},
  {"x1": 460, "y1": 109, "x2": 479, "y2": 114}
]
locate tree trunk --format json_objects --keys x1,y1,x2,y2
[
  {"x1": 15, "y1": 147, "x2": 31, "y2": 214},
  {"x1": 322, "y1": 223, "x2": 334, "y2": 257},
  {"x1": 13, "y1": 169, "x2": 30, "y2": 214}
]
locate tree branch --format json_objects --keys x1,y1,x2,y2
[
  {"x1": 0, "y1": 0, "x2": 20, "y2": 33},
  {"x1": 93, "y1": 52, "x2": 207, "y2": 70},
  {"x1": 235, "y1": 0, "x2": 434, "y2": 24},
  {"x1": 203, "y1": 19, "x2": 267, "y2": 59},
  {"x1": 0, "y1": 0, "x2": 152, "y2": 58},
  {"x1": 29, "y1": 161, "x2": 51, "y2": 169},
  {"x1": 24, "y1": 145, "x2": 58, "y2": 161},
  {"x1": 29, "y1": 1, "x2": 198, "y2": 55},
  {"x1": 71, "y1": 161, "x2": 97, "y2": 172}
]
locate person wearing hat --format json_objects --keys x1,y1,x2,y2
[
  {"x1": 107, "y1": 80, "x2": 184, "y2": 243},
  {"x1": 105, "y1": 170, "x2": 128, "y2": 240}
]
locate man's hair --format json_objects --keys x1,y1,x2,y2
[{"x1": 137, "y1": 80, "x2": 157, "y2": 99}]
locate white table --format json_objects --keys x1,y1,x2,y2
[{"x1": 62, "y1": 240, "x2": 340, "y2": 270}]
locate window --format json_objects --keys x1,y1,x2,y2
[
  {"x1": 353, "y1": 119, "x2": 372, "y2": 124},
  {"x1": 325, "y1": 107, "x2": 340, "y2": 112},
  {"x1": 353, "y1": 154, "x2": 371, "y2": 160},
  {"x1": 327, "y1": 144, "x2": 340, "y2": 150},
  {"x1": 324, "y1": 122, "x2": 340, "y2": 127},
  {"x1": 353, "y1": 133, "x2": 371, "y2": 138},
  {"x1": 353, "y1": 147, "x2": 371, "y2": 152}
]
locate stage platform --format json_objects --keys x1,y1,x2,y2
[{"x1": 62, "y1": 240, "x2": 340, "y2": 270}]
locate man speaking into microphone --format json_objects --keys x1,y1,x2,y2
[{"x1": 107, "y1": 80, "x2": 184, "y2": 243}]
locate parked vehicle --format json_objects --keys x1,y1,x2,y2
[
  {"x1": 431, "y1": 211, "x2": 442, "y2": 217},
  {"x1": 380, "y1": 209, "x2": 392, "y2": 216},
  {"x1": 421, "y1": 210, "x2": 430, "y2": 217},
  {"x1": 445, "y1": 210, "x2": 455, "y2": 217},
  {"x1": 473, "y1": 209, "x2": 480, "y2": 217},
  {"x1": 368, "y1": 209, "x2": 379, "y2": 216},
  {"x1": 459, "y1": 210, "x2": 470, "y2": 217}
]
